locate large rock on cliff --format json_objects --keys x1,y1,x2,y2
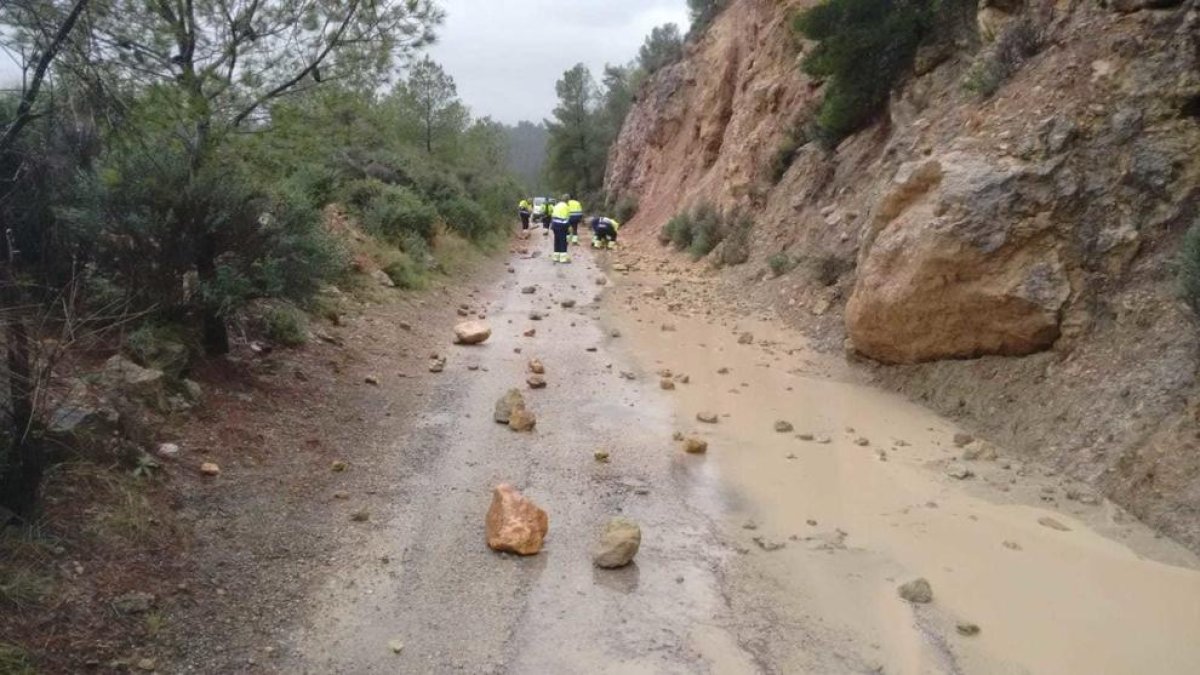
[{"x1": 846, "y1": 153, "x2": 1072, "y2": 363}]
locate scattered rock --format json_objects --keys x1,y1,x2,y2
[
  {"x1": 696, "y1": 411, "x2": 719, "y2": 424},
  {"x1": 494, "y1": 389, "x2": 525, "y2": 424},
  {"x1": 737, "y1": 332, "x2": 755, "y2": 345},
  {"x1": 661, "y1": 324, "x2": 676, "y2": 332},
  {"x1": 593, "y1": 517, "x2": 641, "y2": 568},
  {"x1": 428, "y1": 357, "x2": 446, "y2": 373},
  {"x1": 155, "y1": 443, "x2": 180, "y2": 458},
  {"x1": 593, "y1": 450, "x2": 610, "y2": 463},
  {"x1": 774, "y1": 420, "x2": 794, "y2": 433},
  {"x1": 610, "y1": 329, "x2": 621, "y2": 338},
  {"x1": 953, "y1": 433, "x2": 975, "y2": 448},
  {"x1": 560, "y1": 299, "x2": 576, "y2": 308},
  {"x1": 350, "y1": 509, "x2": 370, "y2": 522},
  {"x1": 672, "y1": 431, "x2": 685, "y2": 442},
  {"x1": 528, "y1": 359, "x2": 545, "y2": 374},
  {"x1": 854, "y1": 437, "x2": 871, "y2": 447},
  {"x1": 508, "y1": 408, "x2": 537, "y2": 432},
  {"x1": 331, "y1": 460, "x2": 348, "y2": 472},
  {"x1": 453, "y1": 320, "x2": 492, "y2": 345},
  {"x1": 797, "y1": 433, "x2": 815, "y2": 441},
  {"x1": 1002, "y1": 540, "x2": 1023, "y2": 551},
  {"x1": 372, "y1": 269, "x2": 396, "y2": 287},
  {"x1": 521, "y1": 286, "x2": 537, "y2": 294},
  {"x1": 660, "y1": 378, "x2": 676, "y2": 390},
  {"x1": 946, "y1": 465, "x2": 974, "y2": 480},
  {"x1": 898, "y1": 578, "x2": 934, "y2": 604},
  {"x1": 388, "y1": 639, "x2": 405, "y2": 655},
  {"x1": 683, "y1": 437, "x2": 708, "y2": 454},
  {"x1": 674, "y1": 374, "x2": 690, "y2": 384},
  {"x1": 527, "y1": 375, "x2": 547, "y2": 389},
  {"x1": 962, "y1": 442, "x2": 998, "y2": 461},
  {"x1": 753, "y1": 536, "x2": 786, "y2": 552},
  {"x1": 136, "y1": 658, "x2": 157, "y2": 672},
  {"x1": 1037, "y1": 516, "x2": 1071, "y2": 532},
  {"x1": 364, "y1": 375, "x2": 379, "y2": 386},
  {"x1": 815, "y1": 435, "x2": 832, "y2": 444},
  {"x1": 717, "y1": 367, "x2": 730, "y2": 374},
  {"x1": 620, "y1": 371, "x2": 637, "y2": 380},
  {"x1": 523, "y1": 328, "x2": 537, "y2": 337},
  {"x1": 199, "y1": 462, "x2": 221, "y2": 477},
  {"x1": 529, "y1": 311, "x2": 544, "y2": 321},
  {"x1": 485, "y1": 484, "x2": 549, "y2": 555},
  {"x1": 957, "y1": 623, "x2": 981, "y2": 637}
]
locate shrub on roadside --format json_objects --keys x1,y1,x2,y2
[
  {"x1": 361, "y1": 184, "x2": 438, "y2": 244},
  {"x1": 437, "y1": 196, "x2": 490, "y2": 241},
  {"x1": 614, "y1": 197, "x2": 639, "y2": 223},
  {"x1": 716, "y1": 210, "x2": 754, "y2": 267},
  {"x1": 264, "y1": 304, "x2": 309, "y2": 347},
  {"x1": 768, "y1": 252, "x2": 795, "y2": 277},
  {"x1": 382, "y1": 252, "x2": 427, "y2": 290}
]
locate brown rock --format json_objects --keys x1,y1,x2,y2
[
  {"x1": 527, "y1": 375, "x2": 547, "y2": 389},
  {"x1": 509, "y1": 408, "x2": 537, "y2": 432},
  {"x1": 528, "y1": 359, "x2": 545, "y2": 374},
  {"x1": 696, "y1": 411, "x2": 719, "y2": 424},
  {"x1": 494, "y1": 389, "x2": 525, "y2": 424},
  {"x1": 660, "y1": 378, "x2": 676, "y2": 390},
  {"x1": 453, "y1": 320, "x2": 492, "y2": 345},
  {"x1": 592, "y1": 517, "x2": 642, "y2": 568},
  {"x1": 485, "y1": 484, "x2": 549, "y2": 555},
  {"x1": 683, "y1": 437, "x2": 708, "y2": 454},
  {"x1": 199, "y1": 462, "x2": 221, "y2": 476}
]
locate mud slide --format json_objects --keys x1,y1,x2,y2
[{"x1": 282, "y1": 240, "x2": 1200, "y2": 674}]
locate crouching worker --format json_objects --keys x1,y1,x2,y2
[{"x1": 590, "y1": 216, "x2": 620, "y2": 250}]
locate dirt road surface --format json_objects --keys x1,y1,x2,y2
[{"x1": 267, "y1": 238, "x2": 1200, "y2": 674}]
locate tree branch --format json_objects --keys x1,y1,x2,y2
[{"x1": 0, "y1": 0, "x2": 91, "y2": 156}]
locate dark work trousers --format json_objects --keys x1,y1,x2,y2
[
  {"x1": 595, "y1": 224, "x2": 617, "y2": 242},
  {"x1": 568, "y1": 215, "x2": 582, "y2": 236},
  {"x1": 542, "y1": 214, "x2": 552, "y2": 229},
  {"x1": 520, "y1": 212, "x2": 530, "y2": 229},
  {"x1": 551, "y1": 221, "x2": 569, "y2": 253}
]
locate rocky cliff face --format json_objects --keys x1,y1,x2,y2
[{"x1": 606, "y1": 0, "x2": 1200, "y2": 547}]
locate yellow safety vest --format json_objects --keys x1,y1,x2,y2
[
  {"x1": 552, "y1": 201, "x2": 571, "y2": 223},
  {"x1": 568, "y1": 199, "x2": 583, "y2": 216}
]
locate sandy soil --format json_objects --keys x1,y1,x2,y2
[{"x1": 142, "y1": 233, "x2": 1200, "y2": 674}]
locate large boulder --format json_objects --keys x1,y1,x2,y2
[
  {"x1": 102, "y1": 355, "x2": 167, "y2": 409},
  {"x1": 846, "y1": 154, "x2": 1071, "y2": 364},
  {"x1": 592, "y1": 517, "x2": 642, "y2": 569},
  {"x1": 453, "y1": 320, "x2": 492, "y2": 345},
  {"x1": 485, "y1": 484, "x2": 549, "y2": 555}
]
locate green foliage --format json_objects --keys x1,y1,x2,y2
[
  {"x1": 770, "y1": 125, "x2": 811, "y2": 184},
  {"x1": 613, "y1": 197, "x2": 640, "y2": 223},
  {"x1": 546, "y1": 64, "x2": 606, "y2": 198},
  {"x1": 0, "y1": 642, "x2": 36, "y2": 675},
  {"x1": 264, "y1": 305, "x2": 309, "y2": 347},
  {"x1": 438, "y1": 196, "x2": 489, "y2": 241},
  {"x1": 382, "y1": 253, "x2": 427, "y2": 290},
  {"x1": 963, "y1": 19, "x2": 1042, "y2": 98},
  {"x1": 793, "y1": 0, "x2": 932, "y2": 143},
  {"x1": 1179, "y1": 220, "x2": 1200, "y2": 314},
  {"x1": 768, "y1": 252, "x2": 796, "y2": 277},
  {"x1": 661, "y1": 203, "x2": 753, "y2": 263},
  {"x1": 639, "y1": 24, "x2": 684, "y2": 74},
  {"x1": 359, "y1": 183, "x2": 439, "y2": 244},
  {"x1": 688, "y1": 0, "x2": 728, "y2": 36},
  {"x1": 125, "y1": 323, "x2": 194, "y2": 377}
]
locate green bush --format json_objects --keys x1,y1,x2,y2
[
  {"x1": 614, "y1": 197, "x2": 639, "y2": 223},
  {"x1": 361, "y1": 184, "x2": 438, "y2": 244},
  {"x1": 124, "y1": 323, "x2": 194, "y2": 376},
  {"x1": 770, "y1": 126, "x2": 810, "y2": 184},
  {"x1": 264, "y1": 305, "x2": 309, "y2": 347},
  {"x1": 793, "y1": 0, "x2": 933, "y2": 143},
  {"x1": 1179, "y1": 220, "x2": 1200, "y2": 314},
  {"x1": 382, "y1": 253, "x2": 427, "y2": 290},
  {"x1": 963, "y1": 19, "x2": 1042, "y2": 98},
  {"x1": 687, "y1": 203, "x2": 724, "y2": 259},
  {"x1": 768, "y1": 252, "x2": 795, "y2": 277},
  {"x1": 716, "y1": 209, "x2": 753, "y2": 266},
  {"x1": 438, "y1": 196, "x2": 490, "y2": 241}
]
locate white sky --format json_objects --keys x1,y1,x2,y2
[
  {"x1": 426, "y1": 0, "x2": 688, "y2": 124},
  {"x1": 1, "y1": 1, "x2": 690, "y2": 123}
]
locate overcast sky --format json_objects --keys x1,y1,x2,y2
[{"x1": 1, "y1": 1, "x2": 689, "y2": 124}]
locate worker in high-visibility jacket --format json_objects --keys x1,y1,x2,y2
[
  {"x1": 566, "y1": 196, "x2": 584, "y2": 245},
  {"x1": 517, "y1": 199, "x2": 532, "y2": 230},
  {"x1": 550, "y1": 196, "x2": 573, "y2": 263},
  {"x1": 590, "y1": 216, "x2": 620, "y2": 250},
  {"x1": 540, "y1": 200, "x2": 553, "y2": 235}
]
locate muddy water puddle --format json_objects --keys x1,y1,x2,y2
[{"x1": 607, "y1": 272, "x2": 1200, "y2": 675}]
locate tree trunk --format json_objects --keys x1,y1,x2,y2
[
  {"x1": 196, "y1": 230, "x2": 229, "y2": 356},
  {"x1": 1, "y1": 232, "x2": 40, "y2": 517}
]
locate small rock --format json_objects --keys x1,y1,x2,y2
[
  {"x1": 737, "y1": 332, "x2": 754, "y2": 345},
  {"x1": 350, "y1": 509, "x2": 370, "y2": 522},
  {"x1": 521, "y1": 286, "x2": 536, "y2": 294},
  {"x1": 527, "y1": 375, "x2": 547, "y2": 389},
  {"x1": 364, "y1": 375, "x2": 379, "y2": 386},
  {"x1": 528, "y1": 359, "x2": 545, "y2": 374},
  {"x1": 529, "y1": 311, "x2": 544, "y2": 321},
  {"x1": 898, "y1": 578, "x2": 933, "y2": 604},
  {"x1": 1002, "y1": 540, "x2": 1023, "y2": 551},
  {"x1": 957, "y1": 623, "x2": 981, "y2": 637},
  {"x1": 962, "y1": 442, "x2": 998, "y2": 461},
  {"x1": 453, "y1": 320, "x2": 492, "y2": 345},
  {"x1": 683, "y1": 437, "x2": 708, "y2": 454},
  {"x1": 661, "y1": 324, "x2": 676, "y2": 332},
  {"x1": 660, "y1": 378, "x2": 676, "y2": 390},
  {"x1": 429, "y1": 358, "x2": 446, "y2": 373},
  {"x1": 774, "y1": 420, "x2": 794, "y2": 433},
  {"x1": 620, "y1": 371, "x2": 637, "y2": 380},
  {"x1": 113, "y1": 591, "x2": 155, "y2": 615},
  {"x1": 486, "y1": 484, "x2": 549, "y2": 555},
  {"x1": 508, "y1": 408, "x2": 537, "y2": 432},
  {"x1": 696, "y1": 412, "x2": 719, "y2": 424},
  {"x1": 675, "y1": 374, "x2": 690, "y2": 384},
  {"x1": 560, "y1": 299, "x2": 576, "y2": 308},
  {"x1": 610, "y1": 329, "x2": 621, "y2": 338},
  {"x1": 717, "y1": 367, "x2": 730, "y2": 374},
  {"x1": 199, "y1": 462, "x2": 221, "y2": 477},
  {"x1": 388, "y1": 639, "x2": 405, "y2": 654},
  {"x1": 155, "y1": 443, "x2": 180, "y2": 458},
  {"x1": 494, "y1": 389, "x2": 526, "y2": 423},
  {"x1": 753, "y1": 536, "x2": 786, "y2": 552},
  {"x1": 1037, "y1": 516, "x2": 1071, "y2": 532},
  {"x1": 672, "y1": 431, "x2": 685, "y2": 442},
  {"x1": 953, "y1": 433, "x2": 975, "y2": 448},
  {"x1": 331, "y1": 460, "x2": 348, "y2": 472},
  {"x1": 593, "y1": 450, "x2": 610, "y2": 463},
  {"x1": 855, "y1": 437, "x2": 870, "y2": 447},
  {"x1": 815, "y1": 435, "x2": 832, "y2": 444},
  {"x1": 593, "y1": 517, "x2": 642, "y2": 568},
  {"x1": 946, "y1": 465, "x2": 974, "y2": 480},
  {"x1": 797, "y1": 433, "x2": 815, "y2": 441},
  {"x1": 523, "y1": 328, "x2": 537, "y2": 337},
  {"x1": 136, "y1": 658, "x2": 157, "y2": 672}
]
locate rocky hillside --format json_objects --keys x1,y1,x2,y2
[{"x1": 606, "y1": 0, "x2": 1200, "y2": 548}]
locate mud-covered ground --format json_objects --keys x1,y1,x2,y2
[{"x1": 57, "y1": 233, "x2": 1200, "y2": 674}]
